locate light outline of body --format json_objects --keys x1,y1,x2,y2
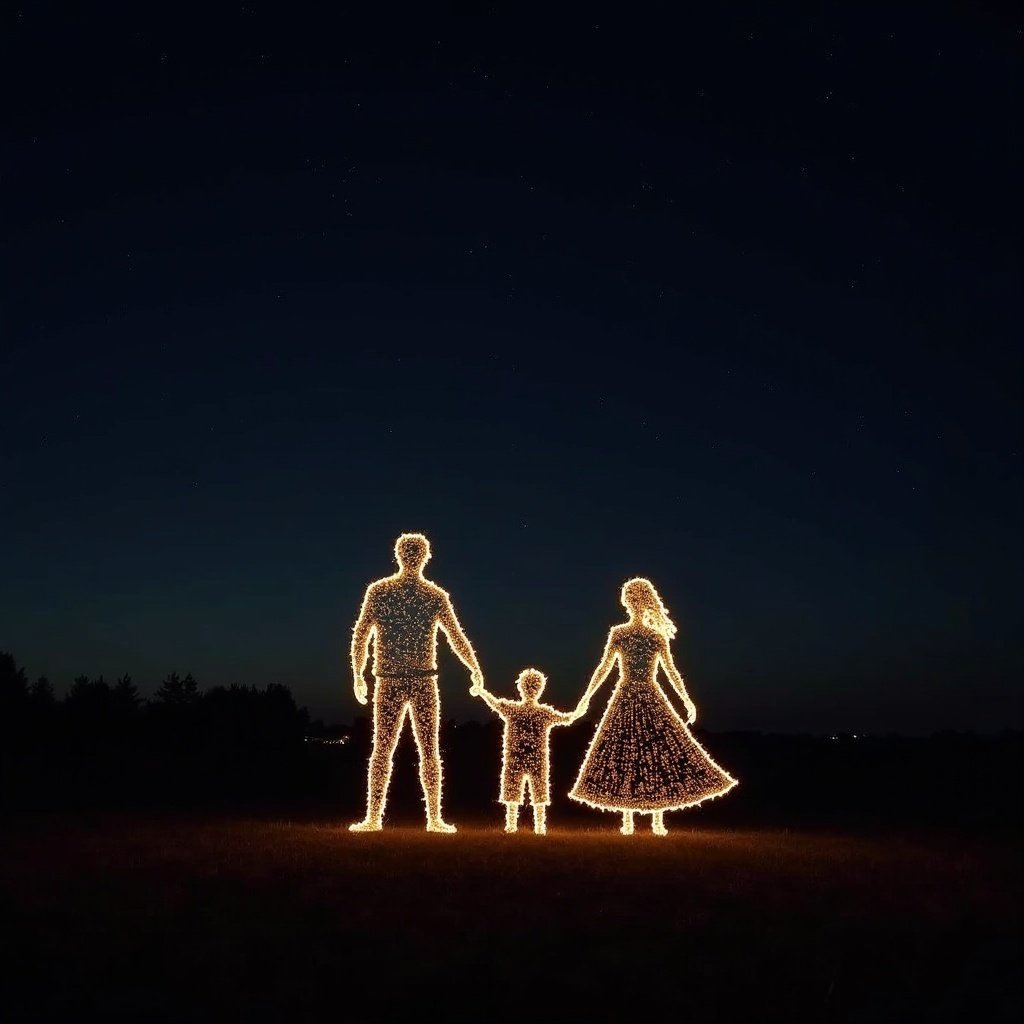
[
  {"x1": 570, "y1": 577, "x2": 738, "y2": 836},
  {"x1": 472, "y1": 668, "x2": 576, "y2": 834},
  {"x1": 349, "y1": 532, "x2": 483, "y2": 834}
]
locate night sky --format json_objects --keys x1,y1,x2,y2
[{"x1": 3, "y1": 3, "x2": 1021, "y2": 733}]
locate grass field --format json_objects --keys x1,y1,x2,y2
[{"x1": 2, "y1": 814, "x2": 1020, "y2": 1023}]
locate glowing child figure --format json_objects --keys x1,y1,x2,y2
[
  {"x1": 570, "y1": 578, "x2": 737, "y2": 835},
  {"x1": 472, "y1": 668, "x2": 576, "y2": 834},
  {"x1": 350, "y1": 533, "x2": 483, "y2": 833}
]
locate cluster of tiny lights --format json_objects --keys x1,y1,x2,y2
[
  {"x1": 347, "y1": 537, "x2": 736, "y2": 838},
  {"x1": 349, "y1": 533, "x2": 482, "y2": 833},
  {"x1": 472, "y1": 668, "x2": 576, "y2": 834},
  {"x1": 569, "y1": 577, "x2": 738, "y2": 836}
]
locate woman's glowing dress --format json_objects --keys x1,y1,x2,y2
[{"x1": 569, "y1": 625, "x2": 736, "y2": 812}]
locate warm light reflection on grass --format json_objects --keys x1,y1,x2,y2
[{"x1": 3, "y1": 816, "x2": 1019, "y2": 1021}]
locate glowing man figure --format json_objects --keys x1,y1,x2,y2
[
  {"x1": 472, "y1": 668, "x2": 576, "y2": 834},
  {"x1": 350, "y1": 533, "x2": 483, "y2": 833},
  {"x1": 569, "y1": 578, "x2": 737, "y2": 835}
]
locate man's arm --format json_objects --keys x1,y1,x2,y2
[
  {"x1": 350, "y1": 587, "x2": 377, "y2": 706},
  {"x1": 437, "y1": 591, "x2": 483, "y2": 688}
]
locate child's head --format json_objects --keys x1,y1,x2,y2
[{"x1": 516, "y1": 668, "x2": 546, "y2": 701}]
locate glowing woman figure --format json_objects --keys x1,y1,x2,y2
[
  {"x1": 569, "y1": 578, "x2": 737, "y2": 835},
  {"x1": 472, "y1": 669, "x2": 576, "y2": 834},
  {"x1": 350, "y1": 533, "x2": 483, "y2": 833}
]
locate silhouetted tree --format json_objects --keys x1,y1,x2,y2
[
  {"x1": 194, "y1": 682, "x2": 310, "y2": 798},
  {"x1": 0, "y1": 651, "x2": 29, "y2": 713},
  {"x1": 25, "y1": 676, "x2": 57, "y2": 748},
  {"x1": 154, "y1": 671, "x2": 199, "y2": 705},
  {"x1": 67, "y1": 674, "x2": 92, "y2": 702},
  {"x1": 1, "y1": 654, "x2": 32, "y2": 796},
  {"x1": 30, "y1": 676, "x2": 55, "y2": 708},
  {"x1": 65, "y1": 675, "x2": 114, "y2": 715},
  {"x1": 112, "y1": 674, "x2": 140, "y2": 712}
]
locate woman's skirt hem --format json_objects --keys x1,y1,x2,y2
[{"x1": 567, "y1": 776, "x2": 738, "y2": 813}]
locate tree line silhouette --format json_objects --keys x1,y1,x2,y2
[
  {"x1": 1, "y1": 652, "x2": 312, "y2": 808},
  {"x1": 3, "y1": 650, "x2": 1020, "y2": 829}
]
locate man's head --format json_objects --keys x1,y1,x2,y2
[
  {"x1": 394, "y1": 532, "x2": 431, "y2": 575},
  {"x1": 516, "y1": 668, "x2": 546, "y2": 701}
]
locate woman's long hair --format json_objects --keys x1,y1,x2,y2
[{"x1": 621, "y1": 577, "x2": 677, "y2": 639}]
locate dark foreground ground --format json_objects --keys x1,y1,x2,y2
[{"x1": 2, "y1": 814, "x2": 1020, "y2": 1023}]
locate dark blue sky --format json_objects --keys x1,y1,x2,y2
[{"x1": 3, "y1": 2, "x2": 1021, "y2": 732}]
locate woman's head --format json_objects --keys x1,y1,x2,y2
[{"x1": 620, "y1": 577, "x2": 677, "y2": 639}]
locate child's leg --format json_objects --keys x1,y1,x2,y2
[
  {"x1": 652, "y1": 810, "x2": 667, "y2": 836},
  {"x1": 504, "y1": 802, "x2": 519, "y2": 832},
  {"x1": 532, "y1": 804, "x2": 547, "y2": 835},
  {"x1": 524, "y1": 778, "x2": 546, "y2": 835},
  {"x1": 620, "y1": 810, "x2": 635, "y2": 835}
]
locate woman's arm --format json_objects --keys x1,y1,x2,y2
[
  {"x1": 574, "y1": 632, "x2": 618, "y2": 716},
  {"x1": 658, "y1": 638, "x2": 697, "y2": 724}
]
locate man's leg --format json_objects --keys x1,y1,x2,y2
[
  {"x1": 503, "y1": 802, "x2": 519, "y2": 833},
  {"x1": 408, "y1": 678, "x2": 455, "y2": 832},
  {"x1": 350, "y1": 679, "x2": 408, "y2": 831}
]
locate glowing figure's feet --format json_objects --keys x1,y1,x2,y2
[
  {"x1": 349, "y1": 820, "x2": 383, "y2": 832},
  {"x1": 620, "y1": 822, "x2": 635, "y2": 836},
  {"x1": 652, "y1": 823, "x2": 668, "y2": 837},
  {"x1": 504, "y1": 825, "x2": 518, "y2": 834},
  {"x1": 427, "y1": 820, "x2": 457, "y2": 834}
]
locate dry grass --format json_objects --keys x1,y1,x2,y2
[{"x1": 2, "y1": 814, "x2": 1020, "y2": 1022}]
